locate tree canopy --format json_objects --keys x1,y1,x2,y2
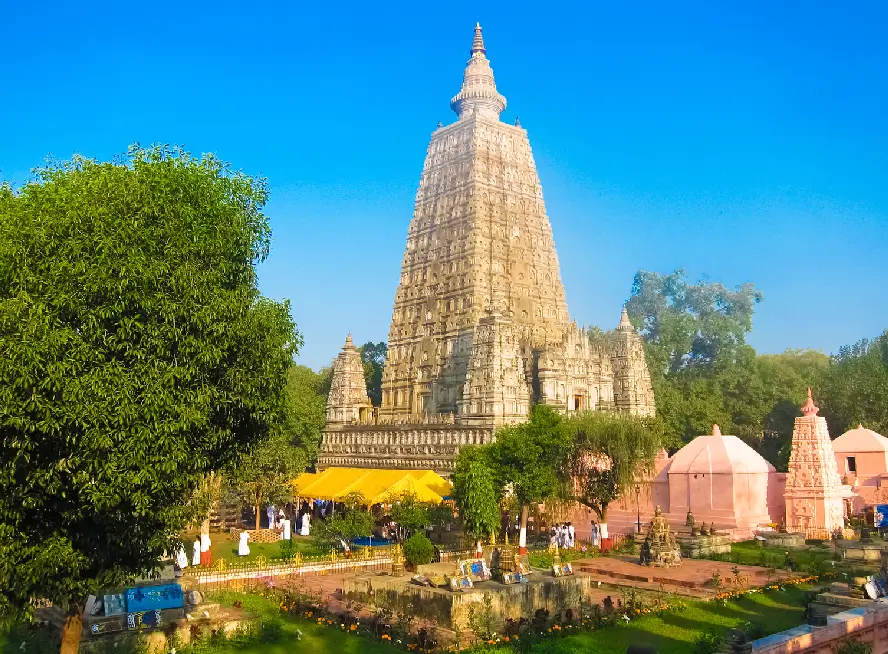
[
  {"x1": 359, "y1": 341, "x2": 386, "y2": 407},
  {"x1": 561, "y1": 412, "x2": 664, "y2": 532},
  {"x1": 451, "y1": 446, "x2": 500, "y2": 540},
  {"x1": 0, "y1": 147, "x2": 296, "y2": 651}
]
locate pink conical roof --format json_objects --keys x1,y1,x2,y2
[
  {"x1": 833, "y1": 424, "x2": 888, "y2": 453},
  {"x1": 669, "y1": 434, "x2": 775, "y2": 475}
]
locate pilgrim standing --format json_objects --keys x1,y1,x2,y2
[
  {"x1": 175, "y1": 544, "x2": 189, "y2": 570},
  {"x1": 281, "y1": 516, "x2": 291, "y2": 540},
  {"x1": 567, "y1": 522, "x2": 575, "y2": 548},
  {"x1": 267, "y1": 504, "x2": 276, "y2": 529},
  {"x1": 192, "y1": 539, "x2": 201, "y2": 566},
  {"x1": 300, "y1": 511, "x2": 311, "y2": 536},
  {"x1": 199, "y1": 531, "x2": 212, "y2": 566},
  {"x1": 591, "y1": 521, "x2": 600, "y2": 547},
  {"x1": 238, "y1": 531, "x2": 251, "y2": 556}
]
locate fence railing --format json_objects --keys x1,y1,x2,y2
[{"x1": 182, "y1": 547, "x2": 395, "y2": 592}]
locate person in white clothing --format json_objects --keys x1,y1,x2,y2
[
  {"x1": 300, "y1": 512, "x2": 311, "y2": 536},
  {"x1": 192, "y1": 539, "x2": 201, "y2": 566},
  {"x1": 591, "y1": 521, "x2": 600, "y2": 547},
  {"x1": 281, "y1": 518, "x2": 291, "y2": 540},
  {"x1": 175, "y1": 544, "x2": 189, "y2": 569},
  {"x1": 567, "y1": 522, "x2": 575, "y2": 548},
  {"x1": 238, "y1": 531, "x2": 251, "y2": 556}
]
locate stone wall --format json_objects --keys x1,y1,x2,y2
[{"x1": 319, "y1": 423, "x2": 494, "y2": 474}]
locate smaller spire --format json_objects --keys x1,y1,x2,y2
[
  {"x1": 344, "y1": 333, "x2": 355, "y2": 349},
  {"x1": 712, "y1": 424, "x2": 722, "y2": 437},
  {"x1": 514, "y1": 116, "x2": 521, "y2": 127},
  {"x1": 471, "y1": 22, "x2": 485, "y2": 54},
  {"x1": 618, "y1": 307, "x2": 633, "y2": 330},
  {"x1": 801, "y1": 388, "x2": 819, "y2": 416}
]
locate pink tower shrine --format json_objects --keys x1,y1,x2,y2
[{"x1": 784, "y1": 389, "x2": 848, "y2": 532}]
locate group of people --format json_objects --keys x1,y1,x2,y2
[{"x1": 549, "y1": 522, "x2": 576, "y2": 549}]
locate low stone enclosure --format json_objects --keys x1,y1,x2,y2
[{"x1": 342, "y1": 556, "x2": 798, "y2": 631}]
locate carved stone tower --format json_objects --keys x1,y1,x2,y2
[
  {"x1": 784, "y1": 389, "x2": 848, "y2": 532},
  {"x1": 611, "y1": 308, "x2": 656, "y2": 416},
  {"x1": 325, "y1": 334, "x2": 373, "y2": 424},
  {"x1": 379, "y1": 23, "x2": 569, "y2": 421},
  {"x1": 318, "y1": 25, "x2": 656, "y2": 473}
]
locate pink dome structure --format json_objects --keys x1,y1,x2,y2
[
  {"x1": 832, "y1": 424, "x2": 888, "y2": 512},
  {"x1": 587, "y1": 424, "x2": 786, "y2": 540},
  {"x1": 665, "y1": 426, "x2": 778, "y2": 535}
]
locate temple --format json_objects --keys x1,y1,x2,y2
[
  {"x1": 318, "y1": 24, "x2": 655, "y2": 474},
  {"x1": 783, "y1": 389, "x2": 849, "y2": 532}
]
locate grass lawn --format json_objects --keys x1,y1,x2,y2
[
  {"x1": 519, "y1": 584, "x2": 814, "y2": 654},
  {"x1": 208, "y1": 535, "x2": 325, "y2": 564},
  {"x1": 207, "y1": 592, "x2": 391, "y2": 654}
]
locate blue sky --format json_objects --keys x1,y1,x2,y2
[{"x1": 2, "y1": 1, "x2": 886, "y2": 370}]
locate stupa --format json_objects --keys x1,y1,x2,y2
[
  {"x1": 639, "y1": 506, "x2": 681, "y2": 567},
  {"x1": 318, "y1": 25, "x2": 654, "y2": 474},
  {"x1": 784, "y1": 389, "x2": 849, "y2": 532}
]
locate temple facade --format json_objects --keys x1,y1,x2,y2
[{"x1": 319, "y1": 25, "x2": 654, "y2": 474}]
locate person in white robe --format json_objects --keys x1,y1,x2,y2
[
  {"x1": 238, "y1": 531, "x2": 251, "y2": 556},
  {"x1": 175, "y1": 544, "x2": 189, "y2": 569},
  {"x1": 591, "y1": 521, "x2": 600, "y2": 547},
  {"x1": 281, "y1": 518, "x2": 291, "y2": 540},
  {"x1": 300, "y1": 512, "x2": 311, "y2": 536},
  {"x1": 567, "y1": 522, "x2": 575, "y2": 548},
  {"x1": 192, "y1": 539, "x2": 201, "y2": 566}
]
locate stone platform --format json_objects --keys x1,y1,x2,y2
[
  {"x1": 757, "y1": 531, "x2": 806, "y2": 548},
  {"x1": 572, "y1": 555, "x2": 791, "y2": 598},
  {"x1": 342, "y1": 563, "x2": 594, "y2": 630}
]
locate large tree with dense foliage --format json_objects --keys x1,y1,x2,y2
[
  {"x1": 561, "y1": 412, "x2": 664, "y2": 539},
  {"x1": 490, "y1": 406, "x2": 568, "y2": 552},
  {"x1": 820, "y1": 331, "x2": 888, "y2": 436},
  {"x1": 0, "y1": 147, "x2": 296, "y2": 653},
  {"x1": 224, "y1": 363, "x2": 325, "y2": 528},
  {"x1": 359, "y1": 341, "x2": 387, "y2": 407},
  {"x1": 452, "y1": 446, "x2": 500, "y2": 541}
]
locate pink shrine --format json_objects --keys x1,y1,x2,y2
[
  {"x1": 783, "y1": 389, "x2": 850, "y2": 532},
  {"x1": 831, "y1": 424, "x2": 888, "y2": 513}
]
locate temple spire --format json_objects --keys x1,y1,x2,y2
[
  {"x1": 471, "y1": 22, "x2": 485, "y2": 54},
  {"x1": 618, "y1": 307, "x2": 633, "y2": 330},
  {"x1": 801, "y1": 388, "x2": 819, "y2": 416},
  {"x1": 450, "y1": 23, "x2": 507, "y2": 121}
]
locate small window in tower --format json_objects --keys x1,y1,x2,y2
[{"x1": 847, "y1": 457, "x2": 857, "y2": 474}]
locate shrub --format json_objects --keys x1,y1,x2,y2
[
  {"x1": 835, "y1": 639, "x2": 873, "y2": 654},
  {"x1": 693, "y1": 630, "x2": 723, "y2": 654},
  {"x1": 404, "y1": 533, "x2": 435, "y2": 566},
  {"x1": 279, "y1": 538, "x2": 298, "y2": 559}
]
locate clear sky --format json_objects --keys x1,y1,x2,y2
[{"x1": 2, "y1": 1, "x2": 886, "y2": 370}]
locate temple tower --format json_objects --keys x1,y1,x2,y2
[
  {"x1": 379, "y1": 23, "x2": 570, "y2": 420},
  {"x1": 318, "y1": 25, "x2": 656, "y2": 473},
  {"x1": 325, "y1": 334, "x2": 373, "y2": 424},
  {"x1": 784, "y1": 389, "x2": 848, "y2": 532},
  {"x1": 610, "y1": 308, "x2": 656, "y2": 416}
]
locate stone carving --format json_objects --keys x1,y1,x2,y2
[
  {"x1": 319, "y1": 24, "x2": 655, "y2": 474},
  {"x1": 639, "y1": 506, "x2": 681, "y2": 567},
  {"x1": 784, "y1": 389, "x2": 848, "y2": 532},
  {"x1": 325, "y1": 334, "x2": 373, "y2": 424}
]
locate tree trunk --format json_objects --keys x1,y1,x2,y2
[
  {"x1": 60, "y1": 609, "x2": 83, "y2": 654},
  {"x1": 600, "y1": 505, "x2": 609, "y2": 540},
  {"x1": 518, "y1": 505, "x2": 529, "y2": 555},
  {"x1": 255, "y1": 502, "x2": 261, "y2": 531}
]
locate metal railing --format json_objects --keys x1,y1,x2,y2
[{"x1": 182, "y1": 547, "x2": 395, "y2": 592}]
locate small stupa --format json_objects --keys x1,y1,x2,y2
[{"x1": 640, "y1": 506, "x2": 682, "y2": 567}]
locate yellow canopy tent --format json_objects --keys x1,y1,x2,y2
[{"x1": 291, "y1": 467, "x2": 452, "y2": 505}]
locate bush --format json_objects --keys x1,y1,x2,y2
[
  {"x1": 693, "y1": 630, "x2": 723, "y2": 654},
  {"x1": 403, "y1": 533, "x2": 435, "y2": 566},
  {"x1": 279, "y1": 538, "x2": 298, "y2": 559},
  {"x1": 835, "y1": 639, "x2": 873, "y2": 654}
]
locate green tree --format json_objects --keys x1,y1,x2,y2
[
  {"x1": 312, "y1": 494, "x2": 373, "y2": 551},
  {"x1": 359, "y1": 341, "x2": 387, "y2": 407},
  {"x1": 0, "y1": 147, "x2": 296, "y2": 653},
  {"x1": 387, "y1": 492, "x2": 432, "y2": 541},
  {"x1": 285, "y1": 364, "x2": 328, "y2": 455},
  {"x1": 490, "y1": 406, "x2": 567, "y2": 552},
  {"x1": 626, "y1": 268, "x2": 763, "y2": 374},
  {"x1": 820, "y1": 331, "x2": 888, "y2": 436},
  {"x1": 452, "y1": 446, "x2": 500, "y2": 541},
  {"x1": 562, "y1": 412, "x2": 664, "y2": 539}
]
